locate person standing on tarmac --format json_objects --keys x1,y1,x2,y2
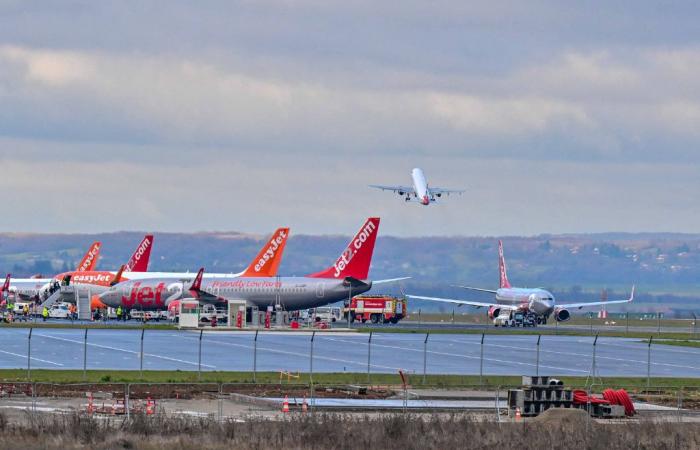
[
  {"x1": 42, "y1": 306, "x2": 49, "y2": 322},
  {"x1": 116, "y1": 305, "x2": 122, "y2": 322},
  {"x1": 22, "y1": 304, "x2": 29, "y2": 322}
]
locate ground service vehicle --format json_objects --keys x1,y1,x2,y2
[
  {"x1": 311, "y1": 306, "x2": 342, "y2": 323},
  {"x1": 344, "y1": 295, "x2": 406, "y2": 324}
]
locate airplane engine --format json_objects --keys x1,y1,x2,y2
[
  {"x1": 554, "y1": 307, "x2": 570, "y2": 322},
  {"x1": 488, "y1": 305, "x2": 501, "y2": 320},
  {"x1": 398, "y1": 191, "x2": 405, "y2": 196}
]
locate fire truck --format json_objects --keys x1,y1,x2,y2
[{"x1": 344, "y1": 295, "x2": 407, "y2": 324}]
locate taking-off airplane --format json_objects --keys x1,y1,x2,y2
[
  {"x1": 408, "y1": 240, "x2": 634, "y2": 326},
  {"x1": 370, "y1": 168, "x2": 464, "y2": 205}
]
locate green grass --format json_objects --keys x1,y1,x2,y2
[{"x1": 3, "y1": 370, "x2": 700, "y2": 391}]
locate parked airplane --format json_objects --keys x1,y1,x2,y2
[
  {"x1": 64, "y1": 228, "x2": 290, "y2": 309},
  {"x1": 98, "y1": 218, "x2": 408, "y2": 312},
  {"x1": 7, "y1": 241, "x2": 102, "y2": 301},
  {"x1": 370, "y1": 168, "x2": 464, "y2": 205},
  {"x1": 408, "y1": 240, "x2": 634, "y2": 326}
]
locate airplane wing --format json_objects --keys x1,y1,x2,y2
[
  {"x1": 557, "y1": 286, "x2": 635, "y2": 310},
  {"x1": 372, "y1": 277, "x2": 411, "y2": 285},
  {"x1": 406, "y1": 294, "x2": 518, "y2": 310},
  {"x1": 369, "y1": 185, "x2": 416, "y2": 195},
  {"x1": 428, "y1": 187, "x2": 466, "y2": 196},
  {"x1": 453, "y1": 285, "x2": 498, "y2": 294}
]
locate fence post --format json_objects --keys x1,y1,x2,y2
[
  {"x1": 418, "y1": 309, "x2": 422, "y2": 326},
  {"x1": 83, "y1": 329, "x2": 88, "y2": 381},
  {"x1": 657, "y1": 312, "x2": 661, "y2": 335},
  {"x1": 253, "y1": 330, "x2": 259, "y2": 383},
  {"x1": 589, "y1": 312, "x2": 593, "y2": 335},
  {"x1": 592, "y1": 333, "x2": 598, "y2": 378},
  {"x1": 140, "y1": 328, "x2": 145, "y2": 379},
  {"x1": 535, "y1": 335, "x2": 541, "y2": 376},
  {"x1": 479, "y1": 333, "x2": 485, "y2": 385},
  {"x1": 647, "y1": 336, "x2": 653, "y2": 388},
  {"x1": 310, "y1": 331, "x2": 316, "y2": 384},
  {"x1": 198, "y1": 329, "x2": 203, "y2": 381},
  {"x1": 423, "y1": 332, "x2": 429, "y2": 385},
  {"x1": 367, "y1": 331, "x2": 372, "y2": 384},
  {"x1": 693, "y1": 313, "x2": 698, "y2": 338},
  {"x1": 27, "y1": 327, "x2": 33, "y2": 380},
  {"x1": 626, "y1": 312, "x2": 629, "y2": 334}
]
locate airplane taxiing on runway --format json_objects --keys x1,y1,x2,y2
[
  {"x1": 369, "y1": 168, "x2": 465, "y2": 205},
  {"x1": 408, "y1": 240, "x2": 634, "y2": 326},
  {"x1": 99, "y1": 217, "x2": 409, "y2": 312}
]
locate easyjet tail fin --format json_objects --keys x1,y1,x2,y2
[
  {"x1": 240, "y1": 228, "x2": 290, "y2": 277},
  {"x1": 498, "y1": 240, "x2": 511, "y2": 289},
  {"x1": 307, "y1": 217, "x2": 380, "y2": 280},
  {"x1": 1, "y1": 274, "x2": 10, "y2": 292},
  {"x1": 76, "y1": 241, "x2": 101, "y2": 272},
  {"x1": 125, "y1": 235, "x2": 154, "y2": 272}
]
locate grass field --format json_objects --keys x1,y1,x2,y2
[{"x1": 3, "y1": 369, "x2": 700, "y2": 390}]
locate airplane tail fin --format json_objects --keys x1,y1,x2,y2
[
  {"x1": 498, "y1": 240, "x2": 511, "y2": 289},
  {"x1": 189, "y1": 267, "x2": 205, "y2": 298},
  {"x1": 125, "y1": 235, "x2": 154, "y2": 272},
  {"x1": 76, "y1": 241, "x2": 101, "y2": 272},
  {"x1": 307, "y1": 217, "x2": 380, "y2": 280},
  {"x1": 240, "y1": 228, "x2": 290, "y2": 277},
  {"x1": 1, "y1": 274, "x2": 10, "y2": 292}
]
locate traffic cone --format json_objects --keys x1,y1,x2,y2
[
  {"x1": 302, "y1": 395, "x2": 308, "y2": 414},
  {"x1": 87, "y1": 392, "x2": 94, "y2": 414},
  {"x1": 515, "y1": 407, "x2": 522, "y2": 421},
  {"x1": 281, "y1": 395, "x2": 289, "y2": 413},
  {"x1": 146, "y1": 397, "x2": 155, "y2": 415}
]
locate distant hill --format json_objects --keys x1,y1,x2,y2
[{"x1": 1, "y1": 231, "x2": 699, "y2": 315}]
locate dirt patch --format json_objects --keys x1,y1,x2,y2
[{"x1": 531, "y1": 407, "x2": 589, "y2": 425}]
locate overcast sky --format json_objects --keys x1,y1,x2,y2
[{"x1": 0, "y1": 1, "x2": 699, "y2": 237}]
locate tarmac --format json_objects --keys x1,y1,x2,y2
[{"x1": 0, "y1": 328, "x2": 698, "y2": 377}]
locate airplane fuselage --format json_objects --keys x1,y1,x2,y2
[
  {"x1": 98, "y1": 276, "x2": 372, "y2": 311},
  {"x1": 494, "y1": 287, "x2": 555, "y2": 317},
  {"x1": 411, "y1": 168, "x2": 431, "y2": 205}
]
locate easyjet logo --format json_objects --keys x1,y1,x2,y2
[
  {"x1": 254, "y1": 230, "x2": 287, "y2": 272},
  {"x1": 78, "y1": 243, "x2": 101, "y2": 272},
  {"x1": 121, "y1": 282, "x2": 166, "y2": 308},
  {"x1": 126, "y1": 237, "x2": 151, "y2": 271},
  {"x1": 333, "y1": 220, "x2": 376, "y2": 278}
]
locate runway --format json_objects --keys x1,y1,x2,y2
[{"x1": 0, "y1": 328, "x2": 698, "y2": 377}]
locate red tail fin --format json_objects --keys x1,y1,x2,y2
[
  {"x1": 1, "y1": 274, "x2": 10, "y2": 292},
  {"x1": 240, "y1": 228, "x2": 290, "y2": 277},
  {"x1": 76, "y1": 241, "x2": 101, "y2": 272},
  {"x1": 125, "y1": 235, "x2": 154, "y2": 272},
  {"x1": 498, "y1": 240, "x2": 511, "y2": 288},
  {"x1": 189, "y1": 268, "x2": 204, "y2": 298},
  {"x1": 307, "y1": 217, "x2": 380, "y2": 279}
]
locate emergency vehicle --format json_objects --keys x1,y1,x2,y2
[{"x1": 344, "y1": 295, "x2": 406, "y2": 324}]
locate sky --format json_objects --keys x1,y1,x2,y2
[{"x1": 0, "y1": 1, "x2": 699, "y2": 237}]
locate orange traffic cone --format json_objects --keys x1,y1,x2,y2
[
  {"x1": 302, "y1": 395, "x2": 308, "y2": 414},
  {"x1": 281, "y1": 395, "x2": 289, "y2": 413},
  {"x1": 515, "y1": 407, "x2": 522, "y2": 421}
]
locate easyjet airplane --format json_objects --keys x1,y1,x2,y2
[
  {"x1": 408, "y1": 240, "x2": 634, "y2": 326},
  {"x1": 370, "y1": 168, "x2": 465, "y2": 205},
  {"x1": 6, "y1": 241, "x2": 102, "y2": 301},
  {"x1": 99, "y1": 218, "x2": 408, "y2": 312},
  {"x1": 58, "y1": 228, "x2": 289, "y2": 309}
]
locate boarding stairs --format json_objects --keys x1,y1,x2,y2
[{"x1": 40, "y1": 285, "x2": 77, "y2": 309}]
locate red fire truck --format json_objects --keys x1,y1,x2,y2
[{"x1": 344, "y1": 295, "x2": 407, "y2": 324}]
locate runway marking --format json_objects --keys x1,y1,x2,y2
[
  {"x1": 0, "y1": 349, "x2": 63, "y2": 366},
  {"x1": 170, "y1": 334, "x2": 403, "y2": 372},
  {"x1": 35, "y1": 333, "x2": 216, "y2": 369},
  {"x1": 318, "y1": 336, "x2": 588, "y2": 374}
]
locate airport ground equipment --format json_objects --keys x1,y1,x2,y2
[
  {"x1": 344, "y1": 295, "x2": 407, "y2": 324},
  {"x1": 508, "y1": 376, "x2": 629, "y2": 418}
]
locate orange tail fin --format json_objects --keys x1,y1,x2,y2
[
  {"x1": 76, "y1": 241, "x2": 101, "y2": 272},
  {"x1": 240, "y1": 228, "x2": 290, "y2": 277},
  {"x1": 125, "y1": 235, "x2": 154, "y2": 272},
  {"x1": 307, "y1": 217, "x2": 380, "y2": 280}
]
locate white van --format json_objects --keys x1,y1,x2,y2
[{"x1": 312, "y1": 306, "x2": 342, "y2": 323}]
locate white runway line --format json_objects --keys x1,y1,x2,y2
[
  {"x1": 0, "y1": 349, "x2": 63, "y2": 366},
  {"x1": 170, "y1": 333, "x2": 403, "y2": 372},
  {"x1": 35, "y1": 333, "x2": 216, "y2": 369},
  {"x1": 320, "y1": 335, "x2": 588, "y2": 374}
]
